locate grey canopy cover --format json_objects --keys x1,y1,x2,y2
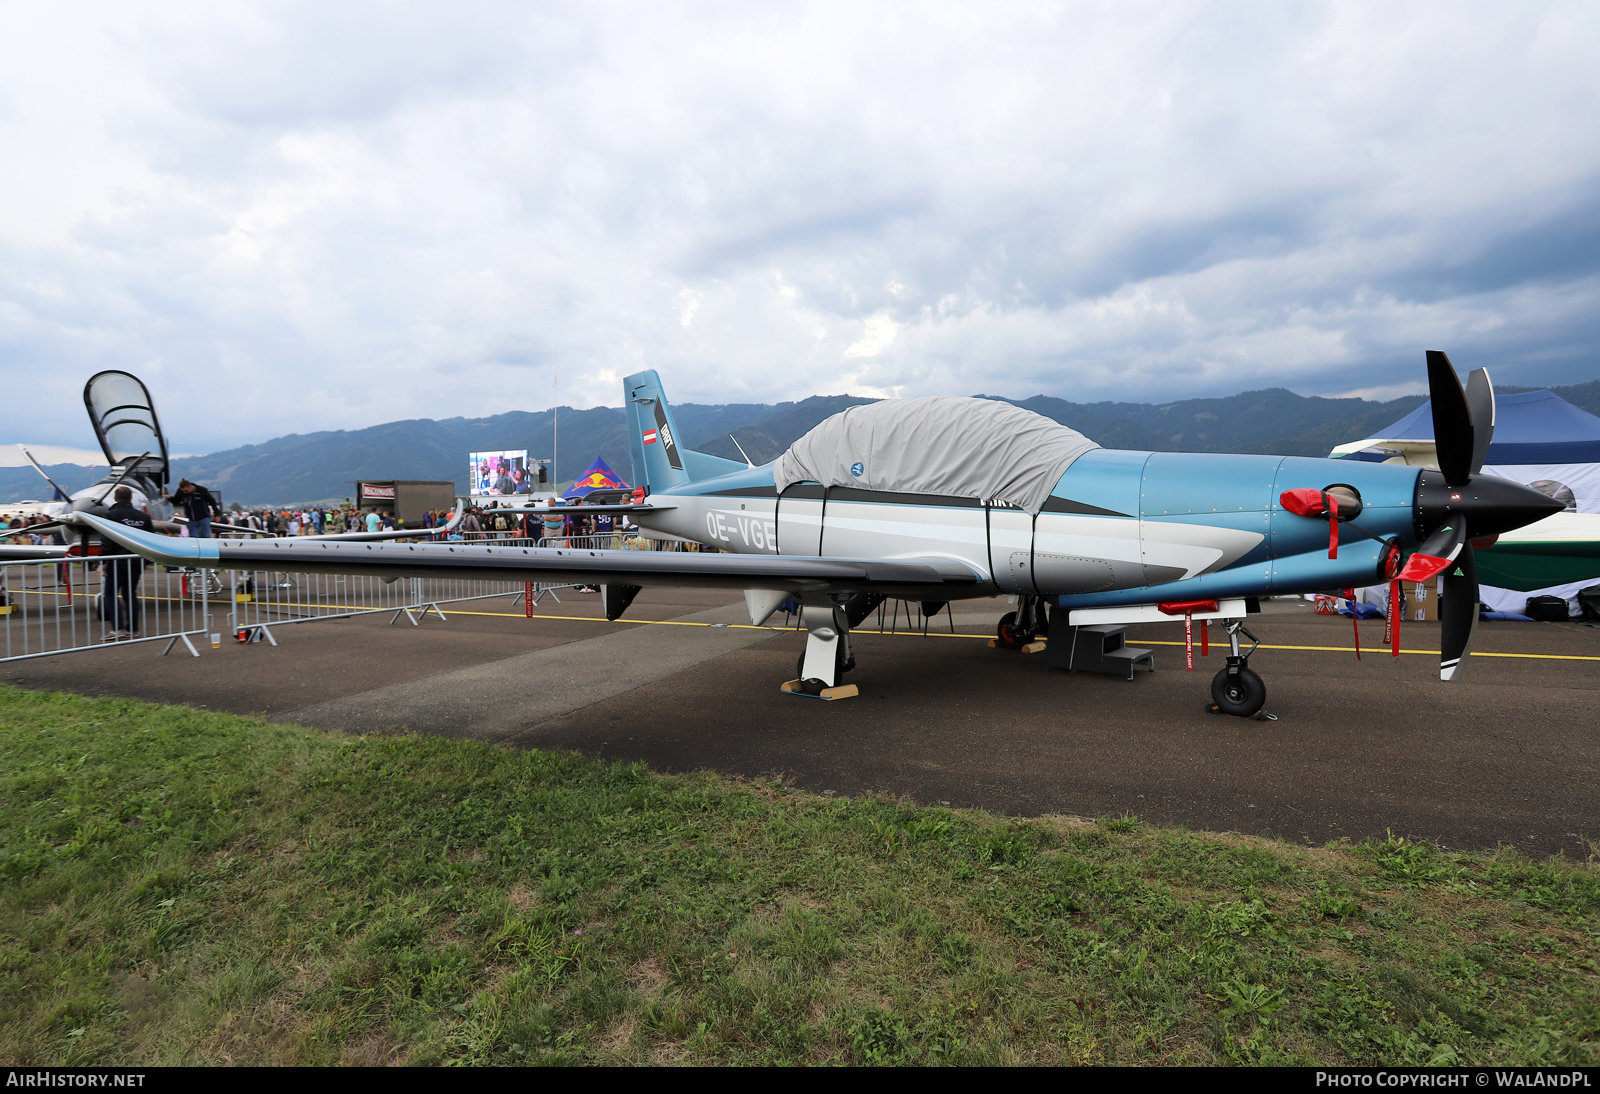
[{"x1": 772, "y1": 396, "x2": 1100, "y2": 513}]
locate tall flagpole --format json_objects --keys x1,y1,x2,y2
[{"x1": 552, "y1": 373, "x2": 558, "y2": 494}]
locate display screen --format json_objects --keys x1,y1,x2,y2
[{"x1": 469, "y1": 450, "x2": 533, "y2": 495}]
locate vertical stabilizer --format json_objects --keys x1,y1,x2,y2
[{"x1": 623, "y1": 370, "x2": 744, "y2": 493}]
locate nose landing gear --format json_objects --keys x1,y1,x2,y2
[
  {"x1": 996, "y1": 594, "x2": 1046, "y2": 649},
  {"x1": 1206, "y1": 621, "x2": 1276, "y2": 720}
]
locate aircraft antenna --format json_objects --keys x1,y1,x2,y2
[{"x1": 729, "y1": 434, "x2": 755, "y2": 468}]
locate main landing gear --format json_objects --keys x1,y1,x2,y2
[
  {"x1": 791, "y1": 593, "x2": 884, "y2": 696},
  {"x1": 1207, "y1": 621, "x2": 1275, "y2": 721}
]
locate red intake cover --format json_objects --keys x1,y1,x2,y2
[
  {"x1": 1279, "y1": 488, "x2": 1329, "y2": 517},
  {"x1": 1397, "y1": 553, "x2": 1450, "y2": 583}
]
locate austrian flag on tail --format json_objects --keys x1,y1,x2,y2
[{"x1": 643, "y1": 429, "x2": 658, "y2": 445}]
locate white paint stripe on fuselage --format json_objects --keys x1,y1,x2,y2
[{"x1": 637, "y1": 493, "x2": 1266, "y2": 590}]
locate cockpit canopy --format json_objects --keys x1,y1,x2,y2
[
  {"x1": 83, "y1": 370, "x2": 168, "y2": 490},
  {"x1": 773, "y1": 396, "x2": 1099, "y2": 513}
]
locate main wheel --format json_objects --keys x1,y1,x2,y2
[
  {"x1": 996, "y1": 611, "x2": 1033, "y2": 649},
  {"x1": 1211, "y1": 666, "x2": 1266, "y2": 717}
]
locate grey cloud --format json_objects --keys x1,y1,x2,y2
[{"x1": 2, "y1": 2, "x2": 1599, "y2": 452}]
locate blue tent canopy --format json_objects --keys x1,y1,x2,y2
[{"x1": 1359, "y1": 390, "x2": 1600, "y2": 464}]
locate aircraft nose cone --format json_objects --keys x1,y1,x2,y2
[{"x1": 1416, "y1": 469, "x2": 1566, "y2": 539}]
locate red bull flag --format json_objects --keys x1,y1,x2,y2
[{"x1": 568, "y1": 456, "x2": 630, "y2": 497}]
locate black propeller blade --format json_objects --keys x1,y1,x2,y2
[
  {"x1": 1426, "y1": 350, "x2": 1475, "y2": 487},
  {"x1": 1417, "y1": 352, "x2": 1494, "y2": 681},
  {"x1": 1407, "y1": 516, "x2": 1468, "y2": 572},
  {"x1": 1465, "y1": 367, "x2": 1495, "y2": 477},
  {"x1": 1439, "y1": 535, "x2": 1479, "y2": 682},
  {"x1": 1397, "y1": 510, "x2": 1479, "y2": 680}
]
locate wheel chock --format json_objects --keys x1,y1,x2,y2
[
  {"x1": 987, "y1": 638, "x2": 1048, "y2": 653},
  {"x1": 781, "y1": 679, "x2": 860, "y2": 700},
  {"x1": 1204, "y1": 702, "x2": 1279, "y2": 722}
]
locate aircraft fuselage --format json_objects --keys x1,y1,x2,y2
[{"x1": 635, "y1": 449, "x2": 1425, "y2": 607}]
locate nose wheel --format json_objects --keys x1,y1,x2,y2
[
  {"x1": 1210, "y1": 661, "x2": 1266, "y2": 716},
  {"x1": 1205, "y1": 621, "x2": 1276, "y2": 720}
]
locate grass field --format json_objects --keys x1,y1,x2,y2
[{"x1": 1, "y1": 683, "x2": 1596, "y2": 1066}]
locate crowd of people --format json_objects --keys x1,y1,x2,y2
[
  {"x1": 1, "y1": 512, "x2": 57, "y2": 544},
  {"x1": 1, "y1": 486, "x2": 714, "y2": 636},
  {"x1": 2, "y1": 491, "x2": 646, "y2": 547}
]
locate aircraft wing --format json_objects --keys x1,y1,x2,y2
[
  {"x1": 0, "y1": 543, "x2": 72, "y2": 561},
  {"x1": 75, "y1": 513, "x2": 981, "y2": 598}
]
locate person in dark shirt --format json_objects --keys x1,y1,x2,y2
[
  {"x1": 163, "y1": 479, "x2": 221, "y2": 538},
  {"x1": 103, "y1": 485, "x2": 154, "y2": 639}
]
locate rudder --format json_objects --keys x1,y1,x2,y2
[{"x1": 623, "y1": 369, "x2": 743, "y2": 494}]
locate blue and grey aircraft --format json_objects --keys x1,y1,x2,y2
[{"x1": 80, "y1": 352, "x2": 1561, "y2": 717}]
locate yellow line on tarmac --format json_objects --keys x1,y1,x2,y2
[
  {"x1": 442, "y1": 611, "x2": 1600, "y2": 661},
  {"x1": 1135, "y1": 640, "x2": 1600, "y2": 662},
  {"x1": 32, "y1": 585, "x2": 1589, "y2": 661}
]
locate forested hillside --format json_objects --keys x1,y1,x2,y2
[{"x1": 5, "y1": 381, "x2": 1596, "y2": 506}]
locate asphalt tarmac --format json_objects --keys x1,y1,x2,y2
[{"x1": 4, "y1": 586, "x2": 1596, "y2": 857}]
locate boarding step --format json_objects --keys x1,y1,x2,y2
[{"x1": 1043, "y1": 624, "x2": 1154, "y2": 680}]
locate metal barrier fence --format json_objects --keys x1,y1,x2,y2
[
  {"x1": 0, "y1": 554, "x2": 210, "y2": 662},
  {"x1": 0, "y1": 533, "x2": 712, "y2": 663},
  {"x1": 223, "y1": 569, "x2": 581, "y2": 643}
]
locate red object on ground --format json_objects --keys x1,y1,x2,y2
[
  {"x1": 525, "y1": 582, "x2": 535, "y2": 619},
  {"x1": 1158, "y1": 599, "x2": 1219, "y2": 615},
  {"x1": 1201, "y1": 619, "x2": 1209, "y2": 657}
]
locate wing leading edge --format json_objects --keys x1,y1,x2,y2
[{"x1": 74, "y1": 514, "x2": 981, "y2": 598}]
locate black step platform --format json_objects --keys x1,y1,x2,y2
[{"x1": 1043, "y1": 623, "x2": 1154, "y2": 680}]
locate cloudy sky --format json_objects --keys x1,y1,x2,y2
[{"x1": 3, "y1": 1, "x2": 1598, "y2": 453}]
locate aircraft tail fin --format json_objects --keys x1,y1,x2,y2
[{"x1": 623, "y1": 370, "x2": 743, "y2": 494}]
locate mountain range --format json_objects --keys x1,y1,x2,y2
[{"x1": 6, "y1": 380, "x2": 1598, "y2": 507}]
